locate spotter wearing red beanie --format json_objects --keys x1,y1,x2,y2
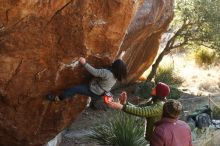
[{"x1": 155, "y1": 82, "x2": 170, "y2": 98}]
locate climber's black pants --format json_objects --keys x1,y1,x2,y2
[{"x1": 59, "y1": 84, "x2": 101, "y2": 100}]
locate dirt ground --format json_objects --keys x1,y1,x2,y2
[{"x1": 60, "y1": 108, "x2": 111, "y2": 146}]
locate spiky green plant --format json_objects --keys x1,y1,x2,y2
[
  {"x1": 88, "y1": 111, "x2": 147, "y2": 146},
  {"x1": 155, "y1": 65, "x2": 184, "y2": 86}
]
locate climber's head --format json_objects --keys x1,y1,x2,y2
[
  {"x1": 111, "y1": 59, "x2": 127, "y2": 82},
  {"x1": 151, "y1": 82, "x2": 170, "y2": 101},
  {"x1": 163, "y1": 99, "x2": 182, "y2": 119}
]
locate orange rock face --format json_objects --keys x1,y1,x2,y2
[{"x1": 0, "y1": 0, "x2": 174, "y2": 145}]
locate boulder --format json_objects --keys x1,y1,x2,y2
[{"x1": 0, "y1": 0, "x2": 174, "y2": 145}]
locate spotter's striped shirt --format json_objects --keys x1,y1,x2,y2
[{"x1": 122, "y1": 101, "x2": 164, "y2": 141}]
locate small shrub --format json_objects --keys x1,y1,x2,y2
[
  {"x1": 137, "y1": 82, "x2": 155, "y2": 99},
  {"x1": 213, "y1": 104, "x2": 220, "y2": 119},
  {"x1": 194, "y1": 47, "x2": 217, "y2": 67},
  {"x1": 136, "y1": 65, "x2": 183, "y2": 100},
  {"x1": 168, "y1": 86, "x2": 181, "y2": 100},
  {"x1": 155, "y1": 65, "x2": 184, "y2": 86},
  {"x1": 88, "y1": 111, "x2": 147, "y2": 146}
]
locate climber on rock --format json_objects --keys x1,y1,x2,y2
[{"x1": 46, "y1": 57, "x2": 127, "y2": 106}]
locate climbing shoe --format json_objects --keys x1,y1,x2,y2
[{"x1": 46, "y1": 94, "x2": 60, "y2": 101}]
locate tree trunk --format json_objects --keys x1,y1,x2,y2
[
  {"x1": 146, "y1": 49, "x2": 170, "y2": 82},
  {"x1": 146, "y1": 22, "x2": 188, "y2": 82}
]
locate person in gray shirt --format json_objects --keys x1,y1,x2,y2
[{"x1": 46, "y1": 57, "x2": 127, "y2": 103}]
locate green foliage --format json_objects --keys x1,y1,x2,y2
[
  {"x1": 154, "y1": 65, "x2": 183, "y2": 99},
  {"x1": 171, "y1": 0, "x2": 220, "y2": 52},
  {"x1": 194, "y1": 47, "x2": 217, "y2": 66},
  {"x1": 138, "y1": 65, "x2": 182, "y2": 99},
  {"x1": 213, "y1": 104, "x2": 220, "y2": 119},
  {"x1": 137, "y1": 82, "x2": 155, "y2": 99},
  {"x1": 168, "y1": 86, "x2": 181, "y2": 100},
  {"x1": 155, "y1": 65, "x2": 184, "y2": 86},
  {"x1": 88, "y1": 111, "x2": 147, "y2": 146},
  {"x1": 193, "y1": 0, "x2": 220, "y2": 50}
]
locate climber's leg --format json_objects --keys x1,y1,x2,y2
[
  {"x1": 46, "y1": 84, "x2": 100, "y2": 101},
  {"x1": 59, "y1": 84, "x2": 100, "y2": 100},
  {"x1": 46, "y1": 94, "x2": 60, "y2": 101}
]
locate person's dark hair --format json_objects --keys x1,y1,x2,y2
[{"x1": 111, "y1": 59, "x2": 127, "y2": 82}]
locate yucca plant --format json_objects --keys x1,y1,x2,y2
[{"x1": 88, "y1": 111, "x2": 147, "y2": 146}]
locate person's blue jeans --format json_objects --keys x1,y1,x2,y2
[{"x1": 59, "y1": 84, "x2": 101, "y2": 100}]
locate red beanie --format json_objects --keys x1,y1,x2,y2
[{"x1": 155, "y1": 82, "x2": 170, "y2": 98}]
